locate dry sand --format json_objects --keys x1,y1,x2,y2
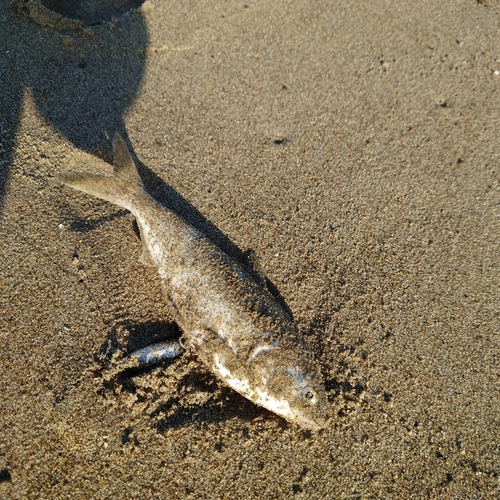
[{"x1": 1, "y1": 0, "x2": 499, "y2": 498}]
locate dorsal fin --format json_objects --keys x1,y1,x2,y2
[{"x1": 113, "y1": 133, "x2": 143, "y2": 187}]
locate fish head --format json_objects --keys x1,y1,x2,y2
[{"x1": 248, "y1": 345, "x2": 331, "y2": 430}]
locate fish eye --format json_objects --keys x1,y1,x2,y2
[{"x1": 305, "y1": 391, "x2": 314, "y2": 400}]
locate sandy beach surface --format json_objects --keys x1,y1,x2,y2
[{"x1": 1, "y1": 0, "x2": 499, "y2": 498}]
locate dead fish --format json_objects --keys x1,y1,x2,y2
[{"x1": 55, "y1": 134, "x2": 331, "y2": 430}]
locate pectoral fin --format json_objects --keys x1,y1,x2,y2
[{"x1": 103, "y1": 340, "x2": 185, "y2": 381}]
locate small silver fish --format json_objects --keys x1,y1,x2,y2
[{"x1": 55, "y1": 134, "x2": 331, "y2": 430}]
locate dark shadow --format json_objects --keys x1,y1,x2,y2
[
  {"x1": 146, "y1": 367, "x2": 282, "y2": 431},
  {"x1": 120, "y1": 320, "x2": 183, "y2": 354},
  {"x1": 0, "y1": 0, "x2": 148, "y2": 211},
  {"x1": 0, "y1": 468, "x2": 11, "y2": 483},
  {"x1": 67, "y1": 208, "x2": 130, "y2": 232}
]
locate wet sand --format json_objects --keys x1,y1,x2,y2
[{"x1": 1, "y1": 1, "x2": 499, "y2": 498}]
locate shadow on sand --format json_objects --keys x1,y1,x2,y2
[{"x1": 0, "y1": 0, "x2": 148, "y2": 210}]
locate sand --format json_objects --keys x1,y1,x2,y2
[{"x1": 1, "y1": 0, "x2": 499, "y2": 498}]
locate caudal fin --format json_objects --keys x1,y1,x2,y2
[{"x1": 55, "y1": 134, "x2": 145, "y2": 212}]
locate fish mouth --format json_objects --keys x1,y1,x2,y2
[{"x1": 299, "y1": 417, "x2": 327, "y2": 431}]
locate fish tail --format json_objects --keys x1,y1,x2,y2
[{"x1": 55, "y1": 134, "x2": 146, "y2": 212}]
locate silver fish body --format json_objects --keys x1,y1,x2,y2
[{"x1": 56, "y1": 134, "x2": 331, "y2": 429}]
